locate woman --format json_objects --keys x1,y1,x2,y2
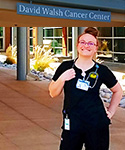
[{"x1": 49, "y1": 27, "x2": 122, "y2": 150}]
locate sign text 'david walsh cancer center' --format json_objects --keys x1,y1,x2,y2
[{"x1": 17, "y1": 3, "x2": 111, "y2": 22}]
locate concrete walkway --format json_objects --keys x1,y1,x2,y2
[{"x1": 0, "y1": 67, "x2": 125, "y2": 150}]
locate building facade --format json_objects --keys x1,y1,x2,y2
[{"x1": 0, "y1": 27, "x2": 125, "y2": 63}]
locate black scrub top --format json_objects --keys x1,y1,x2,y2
[{"x1": 52, "y1": 60, "x2": 118, "y2": 129}]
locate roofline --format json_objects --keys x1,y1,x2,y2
[{"x1": 22, "y1": 0, "x2": 125, "y2": 13}]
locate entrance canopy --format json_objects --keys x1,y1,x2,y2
[
  {"x1": 23, "y1": 0, "x2": 125, "y2": 13},
  {"x1": 0, "y1": 0, "x2": 125, "y2": 26}
]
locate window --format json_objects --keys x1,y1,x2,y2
[
  {"x1": 97, "y1": 27, "x2": 125, "y2": 63},
  {"x1": 43, "y1": 27, "x2": 63, "y2": 55},
  {"x1": 29, "y1": 27, "x2": 33, "y2": 51},
  {"x1": 67, "y1": 27, "x2": 72, "y2": 56},
  {"x1": 0, "y1": 27, "x2": 5, "y2": 51},
  {"x1": 12, "y1": 27, "x2": 17, "y2": 46},
  {"x1": 98, "y1": 27, "x2": 112, "y2": 37}
]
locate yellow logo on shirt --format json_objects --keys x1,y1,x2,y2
[{"x1": 90, "y1": 73, "x2": 99, "y2": 79}]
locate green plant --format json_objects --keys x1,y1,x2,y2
[
  {"x1": 4, "y1": 57, "x2": 16, "y2": 64},
  {"x1": 33, "y1": 47, "x2": 58, "y2": 72},
  {"x1": 5, "y1": 45, "x2": 17, "y2": 64},
  {"x1": 33, "y1": 45, "x2": 45, "y2": 60}
]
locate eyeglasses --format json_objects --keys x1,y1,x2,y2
[{"x1": 79, "y1": 41, "x2": 97, "y2": 46}]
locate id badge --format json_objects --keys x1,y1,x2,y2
[
  {"x1": 64, "y1": 118, "x2": 70, "y2": 130},
  {"x1": 76, "y1": 79, "x2": 90, "y2": 91}
]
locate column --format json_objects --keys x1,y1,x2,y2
[
  {"x1": 17, "y1": 27, "x2": 27, "y2": 80},
  {"x1": 37, "y1": 27, "x2": 43, "y2": 45},
  {"x1": 72, "y1": 27, "x2": 78, "y2": 59}
]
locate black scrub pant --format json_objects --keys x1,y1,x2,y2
[{"x1": 59, "y1": 125, "x2": 109, "y2": 150}]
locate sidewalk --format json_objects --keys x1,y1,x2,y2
[{"x1": 0, "y1": 67, "x2": 125, "y2": 150}]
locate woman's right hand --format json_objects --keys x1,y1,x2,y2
[
  {"x1": 49, "y1": 68, "x2": 76, "y2": 98},
  {"x1": 59, "y1": 68, "x2": 76, "y2": 82}
]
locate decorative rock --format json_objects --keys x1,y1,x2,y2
[
  {"x1": 102, "y1": 88, "x2": 112, "y2": 94},
  {"x1": 100, "y1": 91, "x2": 106, "y2": 97},
  {"x1": 36, "y1": 71, "x2": 40, "y2": 75},
  {"x1": 31, "y1": 69, "x2": 37, "y2": 74},
  {"x1": 104, "y1": 93, "x2": 111, "y2": 99},
  {"x1": 102, "y1": 98, "x2": 111, "y2": 103},
  {"x1": 28, "y1": 70, "x2": 53, "y2": 81},
  {"x1": 119, "y1": 97, "x2": 125, "y2": 105},
  {"x1": 44, "y1": 73, "x2": 52, "y2": 80},
  {"x1": 0, "y1": 62, "x2": 17, "y2": 70},
  {"x1": 28, "y1": 72, "x2": 39, "y2": 81},
  {"x1": 100, "y1": 87, "x2": 125, "y2": 109},
  {"x1": 0, "y1": 61, "x2": 3, "y2": 64},
  {"x1": 100, "y1": 89, "x2": 112, "y2": 99},
  {"x1": 119, "y1": 102, "x2": 125, "y2": 108}
]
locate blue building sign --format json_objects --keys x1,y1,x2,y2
[{"x1": 17, "y1": 3, "x2": 111, "y2": 22}]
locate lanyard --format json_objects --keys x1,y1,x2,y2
[
  {"x1": 85, "y1": 64, "x2": 99, "y2": 89},
  {"x1": 72, "y1": 58, "x2": 99, "y2": 89}
]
